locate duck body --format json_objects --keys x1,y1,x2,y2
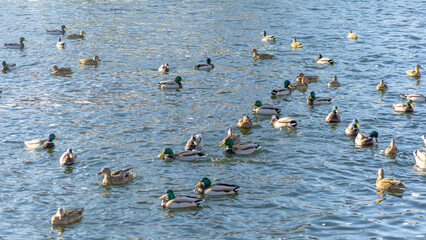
[
  {"x1": 157, "y1": 76, "x2": 182, "y2": 89},
  {"x1": 393, "y1": 100, "x2": 414, "y2": 112},
  {"x1": 271, "y1": 80, "x2": 291, "y2": 96},
  {"x1": 347, "y1": 30, "x2": 358, "y2": 40},
  {"x1": 290, "y1": 38, "x2": 303, "y2": 48},
  {"x1": 376, "y1": 80, "x2": 388, "y2": 91},
  {"x1": 185, "y1": 134, "x2": 204, "y2": 151},
  {"x1": 376, "y1": 168, "x2": 405, "y2": 190},
  {"x1": 46, "y1": 25, "x2": 66, "y2": 35},
  {"x1": 260, "y1": 31, "x2": 276, "y2": 43},
  {"x1": 158, "y1": 63, "x2": 169, "y2": 73},
  {"x1": 97, "y1": 167, "x2": 135, "y2": 185},
  {"x1": 296, "y1": 73, "x2": 318, "y2": 83},
  {"x1": 251, "y1": 100, "x2": 281, "y2": 115},
  {"x1": 315, "y1": 54, "x2": 334, "y2": 65},
  {"x1": 406, "y1": 64, "x2": 422, "y2": 77},
  {"x1": 326, "y1": 106, "x2": 341, "y2": 123},
  {"x1": 220, "y1": 128, "x2": 241, "y2": 146},
  {"x1": 345, "y1": 119, "x2": 360, "y2": 136},
  {"x1": 270, "y1": 115, "x2": 297, "y2": 128},
  {"x1": 56, "y1": 37, "x2": 65, "y2": 48},
  {"x1": 220, "y1": 139, "x2": 260, "y2": 155},
  {"x1": 78, "y1": 56, "x2": 101, "y2": 65},
  {"x1": 237, "y1": 115, "x2": 253, "y2": 129},
  {"x1": 328, "y1": 76, "x2": 341, "y2": 87},
  {"x1": 251, "y1": 48, "x2": 274, "y2": 60},
  {"x1": 195, "y1": 58, "x2": 214, "y2": 70},
  {"x1": 24, "y1": 133, "x2": 58, "y2": 149},
  {"x1": 355, "y1": 131, "x2": 378, "y2": 146},
  {"x1": 4, "y1": 37, "x2": 26, "y2": 49},
  {"x1": 401, "y1": 94, "x2": 425, "y2": 102},
  {"x1": 59, "y1": 148, "x2": 75, "y2": 165},
  {"x1": 195, "y1": 178, "x2": 240, "y2": 195},
  {"x1": 306, "y1": 91, "x2": 332, "y2": 105},
  {"x1": 65, "y1": 31, "x2": 86, "y2": 39},
  {"x1": 290, "y1": 77, "x2": 309, "y2": 91},
  {"x1": 51, "y1": 207, "x2": 84, "y2": 225},
  {"x1": 413, "y1": 149, "x2": 426, "y2": 168},
  {"x1": 158, "y1": 148, "x2": 206, "y2": 161},
  {"x1": 384, "y1": 139, "x2": 399, "y2": 155},
  {"x1": 52, "y1": 65, "x2": 72, "y2": 74},
  {"x1": 160, "y1": 190, "x2": 204, "y2": 209}
]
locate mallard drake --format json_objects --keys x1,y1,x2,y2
[
  {"x1": 260, "y1": 31, "x2": 276, "y2": 43},
  {"x1": 345, "y1": 119, "x2": 361, "y2": 136},
  {"x1": 306, "y1": 91, "x2": 332, "y2": 105},
  {"x1": 158, "y1": 148, "x2": 206, "y2": 161},
  {"x1": 401, "y1": 94, "x2": 425, "y2": 102},
  {"x1": 347, "y1": 30, "x2": 358, "y2": 40},
  {"x1": 271, "y1": 80, "x2": 291, "y2": 96},
  {"x1": 195, "y1": 177, "x2": 240, "y2": 195},
  {"x1": 290, "y1": 38, "x2": 303, "y2": 48},
  {"x1": 220, "y1": 127, "x2": 242, "y2": 145},
  {"x1": 46, "y1": 25, "x2": 66, "y2": 35},
  {"x1": 270, "y1": 115, "x2": 297, "y2": 128},
  {"x1": 297, "y1": 73, "x2": 318, "y2": 83},
  {"x1": 158, "y1": 63, "x2": 169, "y2": 73},
  {"x1": 406, "y1": 64, "x2": 422, "y2": 77},
  {"x1": 195, "y1": 58, "x2": 214, "y2": 70},
  {"x1": 328, "y1": 76, "x2": 341, "y2": 87},
  {"x1": 51, "y1": 207, "x2": 84, "y2": 225},
  {"x1": 393, "y1": 100, "x2": 414, "y2": 112},
  {"x1": 237, "y1": 115, "x2": 253, "y2": 129},
  {"x1": 326, "y1": 106, "x2": 341, "y2": 123},
  {"x1": 59, "y1": 148, "x2": 75, "y2": 166},
  {"x1": 159, "y1": 190, "x2": 204, "y2": 209},
  {"x1": 96, "y1": 167, "x2": 135, "y2": 185},
  {"x1": 251, "y1": 48, "x2": 274, "y2": 60},
  {"x1": 355, "y1": 131, "x2": 378, "y2": 146},
  {"x1": 219, "y1": 139, "x2": 260, "y2": 155},
  {"x1": 24, "y1": 133, "x2": 58, "y2": 149},
  {"x1": 157, "y1": 76, "x2": 183, "y2": 89},
  {"x1": 376, "y1": 168, "x2": 405, "y2": 190},
  {"x1": 289, "y1": 76, "x2": 309, "y2": 90},
  {"x1": 52, "y1": 65, "x2": 72, "y2": 74},
  {"x1": 1, "y1": 61, "x2": 16, "y2": 71},
  {"x1": 384, "y1": 139, "x2": 399, "y2": 155},
  {"x1": 376, "y1": 80, "x2": 388, "y2": 91},
  {"x1": 413, "y1": 149, "x2": 426, "y2": 168},
  {"x1": 315, "y1": 54, "x2": 334, "y2": 65},
  {"x1": 251, "y1": 100, "x2": 281, "y2": 115},
  {"x1": 3, "y1": 37, "x2": 26, "y2": 49},
  {"x1": 56, "y1": 37, "x2": 65, "y2": 48},
  {"x1": 78, "y1": 56, "x2": 101, "y2": 65},
  {"x1": 185, "y1": 134, "x2": 204, "y2": 151},
  {"x1": 65, "y1": 31, "x2": 86, "y2": 39}
]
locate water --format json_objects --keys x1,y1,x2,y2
[{"x1": 1, "y1": 0, "x2": 425, "y2": 238}]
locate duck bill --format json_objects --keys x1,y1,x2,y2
[
  {"x1": 96, "y1": 172, "x2": 102, "y2": 175},
  {"x1": 158, "y1": 152, "x2": 165, "y2": 158},
  {"x1": 375, "y1": 137, "x2": 378, "y2": 143},
  {"x1": 193, "y1": 140, "x2": 198, "y2": 145},
  {"x1": 269, "y1": 120, "x2": 274, "y2": 125},
  {"x1": 159, "y1": 195, "x2": 165, "y2": 199},
  {"x1": 194, "y1": 183, "x2": 201, "y2": 188},
  {"x1": 335, "y1": 109, "x2": 339, "y2": 113},
  {"x1": 219, "y1": 142, "x2": 226, "y2": 147},
  {"x1": 69, "y1": 153, "x2": 74, "y2": 159},
  {"x1": 356, "y1": 123, "x2": 360, "y2": 127},
  {"x1": 250, "y1": 104, "x2": 255, "y2": 107},
  {"x1": 314, "y1": 56, "x2": 318, "y2": 59},
  {"x1": 54, "y1": 137, "x2": 59, "y2": 140}
]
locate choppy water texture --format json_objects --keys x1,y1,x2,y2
[{"x1": 1, "y1": 0, "x2": 425, "y2": 239}]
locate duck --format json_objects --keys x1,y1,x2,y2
[
  {"x1": 290, "y1": 38, "x2": 303, "y2": 48},
  {"x1": 237, "y1": 115, "x2": 253, "y2": 129},
  {"x1": 400, "y1": 93, "x2": 425, "y2": 102},
  {"x1": 96, "y1": 167, "x2": 135, "y2": 185},
  {"x1": 251, "y1": 100, "x2": 281, "y2": 115},
  {"x1": 260, "y1": 31, "x2": 276, "y2": 43},
  {"x1": 56, "y1": 37, "x2": 65, "y2": 48},
  {"x1": 422, "y1": 135, "x2": 426, "y2": 145},
  {"x1": 376, "y1": 80, "x2": 388, "y2": 91},
  {"x1": 184, "y1": 134, "x2": 204, "y2": 151},
  {"x1": 306, "y1": 91, "x2": 332, "y2": 105},
  {"x1": 406, "y1": 64, "x2": 422, "y2": 77},
  {"x1": 289, "y1": 76, "x2": 309, "y2": 91},
  {"x1": 65, "y1": 31, "x2": 86, "y2": 39},
  {"x1": 78, "y1": 56, "x2": 101, "y2": 65},
  {"x1": 347, "y1": 30, "x2": 358, "y2": 40},
  {"x1": 51, "y1": 207, "x2": 84, "y2": 225},
  {"x1": 24, "y1": 133, "x2": 59, "y2": 149},
  {"x1": 413, "y1": 149, "x2": 426, "y2": 168},
  {"x1": 52, "y1": 65, "x2": 72, "y2": 74},
  {"x1": 1, "y1": 61, "x2": 16, "y2": 71},
  {"x1": 157, "y1": 76, "x2": 183, "y2": 89},
  {"x1": 46, "y1": 25, "x2": 66, "y2": 35},
  {"x1": 220, "y1": 128, "x2": 242, "y2": 146},
  {"x1": 158, "y1": 148, "x2": 206, "y2": 161},
  {"x1": 251, "y1": 48, "x2": 274, "y2": 60},
  {"x1": 355, "y1": 131, "x2": 379, "y2": 146},
  {"x1": 194, "y1": 58, "x2": 214, "y2": 70},
  {"x1": 159, "y1": 190, "x2": 204, "y2": 209},
  {"x1": 219, "y1": 139, "x2": 261, "y2": 155},
  {"x1": 315, "y1": 54, "x2": 334, "y2": 65},
  {"x1": 3, "y1": 37, "x2": 26, "y2": 49},
  {"x1": 376, "y1": 168, "x2": 405, "y2": 190},
  {"x1": 59, "y1": 148, "x2": 75, "y2": 166},
  {"x1": 384, "y1": 139, "x2": 399, "y2": 155},
  {"x1": 158, "y1": 63, "x2": 169, "y2": 73},
  {"x1": 271, "y1": 80, "x2": 291, "y2": 96},
  {"x1": 328, "y1": 75, "x2": 341, "y2": 87},
  {"x1": 297, "y1": 73, "x2": 318, "y2": 83},
  {"x1": 270, "y1": 115, "x2": 297, "y2": 128},
  {"x1": 393, "y1": 100, "x2": 414, "y2": 112},
  {"x1": 326, "y1": 106, "x2": 341, "y2": 123},
  {"x1": 345, "y1": 119, "x2": 361, "y2": 136},
  {"x1": 194, "y1": 177, "x2": 240, "y2": 195}
]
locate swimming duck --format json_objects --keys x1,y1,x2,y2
[
  {"x1": 46, "y1": 25, "x2": 66, "y2": 35},
  {"x1": 158, "y1": 148, "x2": 206, "y2": 161},
  {"x1": 384, "y1": 139, "x2": 399, "y2": 155},
  {"x1": 96, "y1": 167, "x2": 135, "y2": 185},
  {"x1": 289, "y1": 76, "x2": 309, "y2": 91},
  {"x1": 219, "y1": 139, "x2": 260, "y2": 155},
  {"x1": 251, "y1": 48, "x2": 274, "y2": 60},
  {"x1": 400, "y1": 94, "x2": 425, "y2": 102},
  {"x1": 413, "y1": 149, "x2": 426, "y2": 168},
  {"x1": 315, "y1": 54, "x2": 334, "y2": 65},
  {"x1": 195, "y1": 58, "x2": 214, "y2": 70},
  {"x1": 158, "y1": 63, "x2": 169, "y2": 73},
  {"x1": 237, "y1": 115, "x2": 253, "y2": 129},
  {"x1": 393, "y1": 100, "x2": 414, "y2": 112},
  {"x1": 251, "y1": 100, "x2": 281, "y2": 115},
  {"x1": 52, "y1": 65, "x2": 72, "y2": 74},
  {"x1": 355, "y1": 131, "x2": 378, "y2": 146},
  {"x1": 184, "y1": 134, "x2": 204, "y2": 151},
  {"x1": 24, "y1": 133, "x2": 58, "y2": 149},
  {"x1": 271, "y1": 80, "x2": 291, "y2": 96},
  {"x1": 51, "y1": 207, "x2": 84, "y2": 225},
  {"x1": 157, "y1": 76, "x2": 183, "y2": 89},
  {"x1": 328, "y1": 76, "x2": 341, "y2": 87},
  {"x1": 59, "y1": 148, "x2": 75, "y2": 165},
  {"x1": 347, "y1": 30, "x2": 358, "y2": 40},
  {"x1": 290, "y1": 38, "x2": 303, "y2": 48},
  {"x1": 306, "y1": 91, "x2": 332, "y2": 105},
  {"x1": 297, "y1": 73, "x2": 318, "y2": 83},
  {"x1": 376, "y1": 80, "x2": 388, "y2": 91},
  {"x1": 1, "y1": 61, "x2": 16, "y2": 71},
  {"x1": 56, "y1": 37, "x2": 65, "y2": 48},
  {"x1": 376, "y1": 168, "x2": 405, "y2": 190},
  {"x1": 326, "y1": 106, "x2": 341, "y2": 123},
  {"x1": 345, "y1": 119, "x2": 361, "y2": 136},
  {"x1": 406, "y1": 64, "x2": 422, "y2": 77},
  {"x1": 78, "y1": 56, "x2": 101, "y2": 65},
  {"x1": 3, "y1": 37, "x2": 26, "y2": 49},
  {"x1": 220, "y1": 128, "x2": 242, "y2": 146},
  {"x1": 270, "y1": 115, "x2": 297, "y2": 128},
  {"x1": 159, "y1": 190, "x2": 204, "y2": 209},
  {"x1": 260, "y1": 31, "x2": 276, "y2": 43},
  {"x1": 195, "y1": 177, "x2": 240, "y2": 195},
  {"x1": 65, "y1": 31, "x2": 86, "y2": 39}
]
